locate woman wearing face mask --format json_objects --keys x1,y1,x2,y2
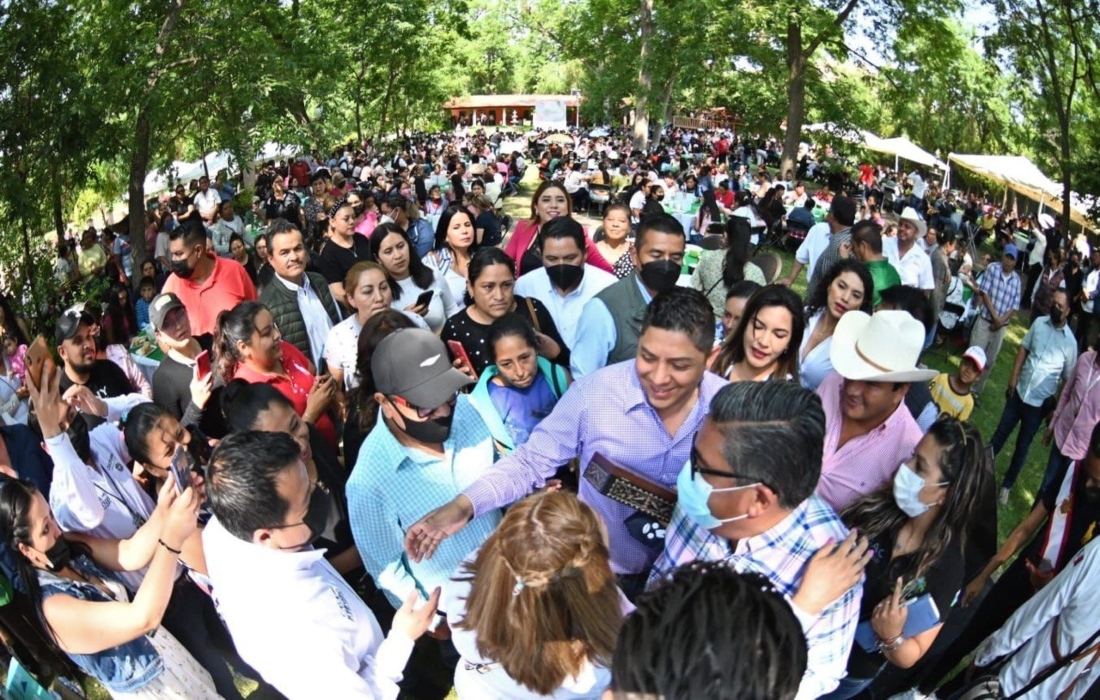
[
  {"x1": 711, "y1": 285, "x2": 804, "y2": 383},
  {"x1": 595, "y1": 204, "x2": 635, "y2": 279},
  {"x1": 468, "y1": 314, "x2": 571, "y2": 454},
  {"x1": 691, "y1": 216, "x2": 766, "y2": 320},
  {"x1": 503, "y1": 182, "x2": 613, "y2": 277},
  {"x1": 800, "y1": 259, "x2": 873, "y2": 391},
  {"x1": 220, "y1": 380, "x2": 361, "y2": 575},
  {"x1": 371, "y1": 223, "x2": 459, "y2": 333},
  {"x1": 0, "y1": 477, "x2": 222, "y2": 699},
  {"x1": 213, "y1": 301, "x2": 337, "y2": 449},
  {"x1": 806, "y1": 418, "x2": 992, "y2": 699},
  {"x1": 423, "y1": 205, "x2": 477, "y2": 306},
  {"x1": 346, "y1": 191, "x2": 378, "y2": 239},
  {"x1": 442, "y1": 248, "x2": 567, "y2": 376}
]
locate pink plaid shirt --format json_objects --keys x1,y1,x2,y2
[
  {"x1": 815, "y1": 373, "x2": 924, "y2": 512},
  {"x1": 1051, "y1": 351, "x2": 1100, "y2": 460}
]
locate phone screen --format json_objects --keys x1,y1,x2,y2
[
  {"x1": 195, "y1": 350, "x2": 211, "y2": 380},
  {"x1": 169, "y1": 445, "x2": 193, "y2": 493},
  {"x1": 416, "y1": 290, "x2": 434, "y2": 307}
]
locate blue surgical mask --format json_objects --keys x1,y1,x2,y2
[
  {"x1": 892, "y1": 462, "x2": 946, "y2": 517},
  {"x1": 675, "y1": 459, "x2": 759, "y2": 530}
]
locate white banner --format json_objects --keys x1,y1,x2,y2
[{"x1": 533, "y1": 100, "x2": 568, "y2": 130}]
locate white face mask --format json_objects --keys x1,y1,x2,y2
[{"x1": 892, "y1": 462, "x2": 947, "y2": 517}]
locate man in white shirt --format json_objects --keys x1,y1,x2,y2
[
  {"x1": 204, "y1": 431, "x2": 439, "y2": 700},
  {"x1": 629, "y1": 182, "x2": 649, "y2": 222},
  {"x1": 514, "y1": 217, "x2": 616, "y2": 348},
  {"x1": 896, "y1": 207, "x2": 935, "y2": 294},
  {"x1": 908, "y1": 170, "x2": 927, "y2": 209},
  {"x1": 193, "y1": 175, "x2": 222, "y2": 224}
]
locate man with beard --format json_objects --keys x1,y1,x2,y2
[
  {"x1": 989, "y1": 289, "x2": 1077, "y2": 505},
  {"x1": 570, "y1": 214, "x2": 687, "y2": 377},
  {"x1": 55, "y1": 306, "x2": 141, "y2": 405},
  {"x1": 162, "y1": 220, "x2": 257, "y2": 337}
]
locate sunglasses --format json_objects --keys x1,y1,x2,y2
[{"x1": 390, "y1": 392, "x2": 457, "y2": 419}]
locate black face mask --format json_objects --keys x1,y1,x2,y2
[
  {"x1": 276, "y1": 485, "x2": 333, "y2": 551},
  {"x1": 40, "y1": 537, "x2": 72, "y2": 572},
  {"x1": 1050, "y1": 307, "x2": 1066, "y2": 325},
  {"x1": 390, "y1": 399, "x2": 455, "y2": 444},
  {"x1": 170, "y1": 258, "x2": 195, "y2": 279},
  {"x1": 352, "y1": 204, "x2": 366, "y2": 218},
  {"x1": 639, "y1": 259, "x2": 682, "y2": 295},
  {"x1": 545, "y1": 263, "x2": 585, "y2": 291},
  {"x1": 66, "y1": 413, "x2": 92, "y2": 464}
]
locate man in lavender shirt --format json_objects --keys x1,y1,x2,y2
[{"x1": 404, "y1": 288, "x2": 727, "y2": 597}]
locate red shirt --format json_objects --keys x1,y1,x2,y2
[
  {"x1": 162, "y1": 255, "x2": 257, "y2": 336},
  {"x1": 717, "y1": 189, "x2": 735, "y2": 210},
  {"x1": 232, "y1": 341, "x2": 337, "y2": 449}
]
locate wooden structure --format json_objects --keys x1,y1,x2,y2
[{"x1": 443, "y1": 94, "x2": 581, "y2": 128}]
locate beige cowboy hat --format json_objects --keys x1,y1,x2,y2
[{"x1": 830, "y1": 310, "x2": 938, "y2": 383}]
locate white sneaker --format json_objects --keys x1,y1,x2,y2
[{"x1": 999, "y1": 487, "x2": 1011, "y2": 506}]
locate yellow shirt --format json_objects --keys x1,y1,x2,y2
[{"x1": 929, "y1": 373, "x2": 974, "y2": 422}]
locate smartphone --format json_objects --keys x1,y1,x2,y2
[
  {"x1": 446, "y1": 340, "x2": 473, "y2": 369},
  {"x1": 169, "y1": 445, "x2": 193, "y2": 493},
  {"x1": 194, "y1": 350, "x2": 210, "y2": 380},
  {"x1": 24, "y1": 336, "x2": 56, "y2": 390},
  {"x1": 415, "y1": 290, "x2": 435, "y2": 307}
]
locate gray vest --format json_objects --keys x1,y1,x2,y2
[{"x1": 595, "y1": 273, "x2": 648, "y2": 365}]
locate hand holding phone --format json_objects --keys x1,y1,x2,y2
[
  {"x1": 169, "y1": 445, "x2": 193, "y2": 494},
  {"x1": 415, "y1": 290, "x2": 435, "y2": 308},
  {"x1": 446, "y1": 340, "x2": 473, "y2": 370}
]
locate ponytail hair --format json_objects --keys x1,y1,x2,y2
[{"x1": 213, "y1": 301, "x2": 266, "y2": 383}]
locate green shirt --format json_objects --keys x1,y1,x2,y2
[{"x1": 865, "y1": 258, "x2": 901, "y2": 307}]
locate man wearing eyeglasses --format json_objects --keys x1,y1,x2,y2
[
  {"x1": 648, "y1": 380, "x2": 864, "y2": 700},
  {"x1": 346, "y1": 328, "x2": 501, "y2": 632}
]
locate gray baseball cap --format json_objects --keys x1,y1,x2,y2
[{"x1": 372, "y1": 329, "x2": 473, "y2": 409}]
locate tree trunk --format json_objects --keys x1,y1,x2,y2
[
  {"x1": 20, "y1": 216, "x2": 34, "y2": 300},
  {"x1": 127, "y1": 109, "x2": 152, "y2": 269},
  {"x1": 780, "y1": 21, "x2": 806, "y2": 178},
  {"x1": 632, "y1": 0, "x2": 655, "y2": 152},
  {"x1": 50, "y1": 162, "x2": 65, "y2": 240},
  {"x1": 378, "y1": 62, "x2": 399, "y2": 139},
  {"x1": 659, "y1": 65, "x2": 680, "y2": 127}
]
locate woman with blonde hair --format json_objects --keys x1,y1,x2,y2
[{"x1": 444, "y1": 490, "x2": 625, "y2": 699}]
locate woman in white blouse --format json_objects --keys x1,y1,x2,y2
[
  {"x1": 370, "y1": 222, "x2": 459, "y2": 334},
  {"x1": 422, "y1": 205, "x2": 477, "y2": 305},
  {"x1": 799, "y1": 259, "x2": 873, "y2": 391},
  {"x1": 444, "y1": 490, "x2": 627, "y2": 699}
]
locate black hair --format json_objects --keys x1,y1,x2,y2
[
  {"x1": 464, "y1": 247, "x2": 516, "y2": 307},
  {"x1": 221, "y1": 379, "x2": 295, "y2": 433},
  {"x1": 708, "y1": 381, "x2": 825, "y2": 508},
  {"x1": 212, "y1": 301, "x2": 268, "y2": 382},
  {"x1": 370, "y1": 222, "x2": 434, "y2": 290},
  {"x1": 207, "y1": 431, "x2": 303, "y2": 541},
  {"x1": 433, "y1": 204, "x2": 479, "y2": 253},
  {"x1": 383, "y1": 191, "x2": 409, "y2": 213},
  {"x1": 167, "y1": 219, "x2": 206, "y2": 247},
  {"x1": 850, "y1": 221, "x2": 884, "y2": 255},
  {"x1": 712, "y1": 285, "x2": 805, "y2": 383},
  {"x1": 264, "y1": 217, "x2": 302, "y2": 252},
  {"x1": 806, "y1": 259, "x2": 874, "y2": 317},
  {"x1": 722, "y1": 217, "x2": 753, "y2": 289},
  {"x1": 537, "y1": 216, "x2": 586, "y2": 253},
  {"x1": 123, "y1": 402, "x2": 173, "y2": 466},
  {"x1": 487, "y1": 313, "x2": 539, "y2": 363},
  {"x1": 640, "y1": 287, "x2": 715, "y2": 353},
  {"x1": 726, "y1": 280, "x2": 762, "y2": 302},
  {"x1": 351, "y1": 310, "x2": 417, "y2": 433},
  {"x1": 936, "y1": 227, "x2": 957, "y2": 246},
  {"x1": 635, "y1": 213, "x2": 685, "y2": 251},
  {"x1": 138, "y1": 275, "x2": 156, "y2": 290},
  {"x1": 879, "y1": 285, "x2": 935, "y2": 334},
  {"x1": 612, "y1": 561, "x2": 806, "y2": 700}
]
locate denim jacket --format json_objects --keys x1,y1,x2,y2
[{"x1": 38, "y1": 556, "x2": 163, "y2": 692}]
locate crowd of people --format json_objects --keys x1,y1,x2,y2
[{"x1": 0, "y1": 125, "x2": 1096, "y2": 700}]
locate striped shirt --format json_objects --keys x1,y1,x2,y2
[
  {"x1": 815, "y1": 372, "x2": 923, "y2": 513},
  {"x1": 977, "y1": 262, "x2": 1022, "y2": 322},
  {"x1": 649, "y1": 497, "x2": 861, "y2": 700}
]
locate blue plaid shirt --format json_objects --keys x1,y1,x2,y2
[
  {"x1": 649, "y1": 496, "x2": 862, "y2": 700},
  {"x1": 347, "y1": 396, "x2": 502, "y2": 608},
  {"x1": 977, "y1": 262, "x2": 1022, "y2": 321}
]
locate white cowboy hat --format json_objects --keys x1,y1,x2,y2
[
  {"x1": 898, "y1": 207, "x2": 927, "y2": 238},
  {"x1": 830, "y1": 310, "x2": 938, "y2": 383}
]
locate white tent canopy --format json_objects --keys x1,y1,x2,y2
[
  {"x1": 143, "y1": 142, "x2": 300, "y2": 197},
  {"x1": 948, "y1": 153, "x2": 1093, "y2": 231},
  {"x1": 865, "y1": 136, "x2": 948, "y2": 171}
]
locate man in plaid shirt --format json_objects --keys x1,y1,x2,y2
[
  {"x1": 649, "y1": 380, "x2": 864, "y2": 700},
  {"x1": 969, "y1": 244, "x2": 1022, "y2": 394}
]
